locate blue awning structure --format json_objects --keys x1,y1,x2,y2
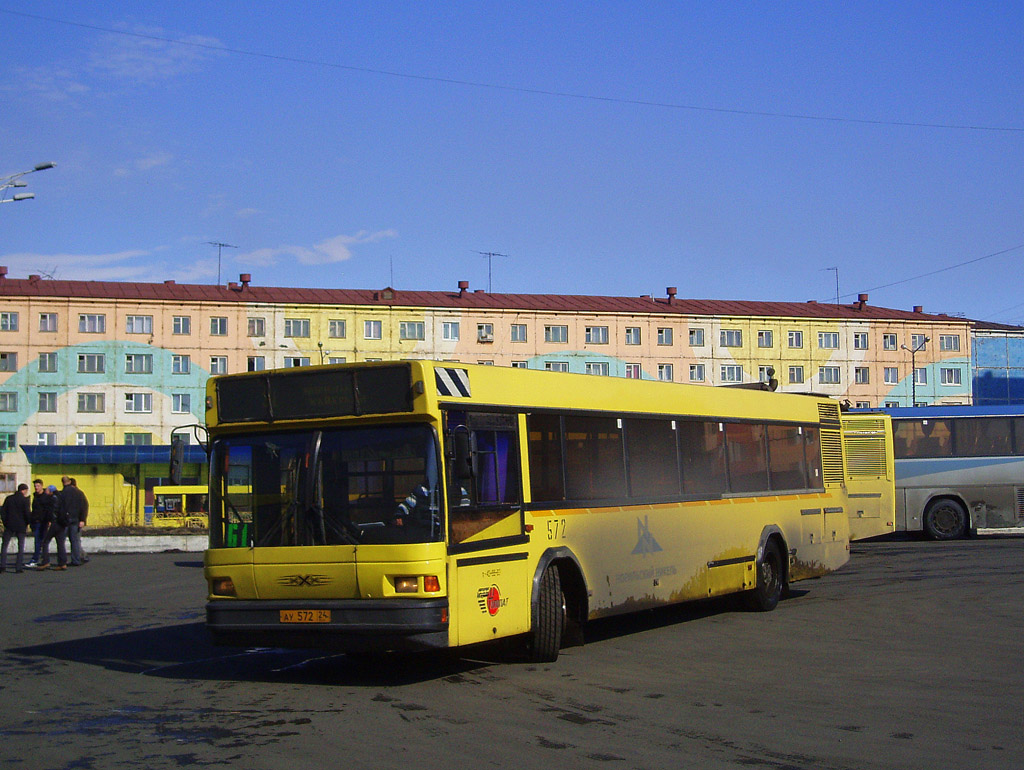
[{"x1": 21, "y1": 444, "x2": 207, "y2": 465}]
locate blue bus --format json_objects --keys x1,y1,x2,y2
[{"x1": 878, "y1": 405, "x2": 1024, "y2": 539}]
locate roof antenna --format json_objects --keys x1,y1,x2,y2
[
  {"x1": 474, "y1": 251, "x2": 508, "y2": 292},
  {"x1": 207, "y1": 242, "x2": 238, "y2": 285}
]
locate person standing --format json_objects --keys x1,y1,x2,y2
[
  {"x1": 27, "y1": 479, "x2": 52, "y2": 568},
  {"x1": 1, "y1": 483, "x2": 31, "y2": 573},
  {"x1": 64, "y1": 476, "x2": 90, "y2": 567},
  {"x1": 36, "y1": 484, "x2": 67, "y2": 570}
]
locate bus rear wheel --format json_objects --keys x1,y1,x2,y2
[
  {"x1": 529, "y1": 566, "x2": 565, "y2": 663},
  {"x1": 744, "y1": 541, "x2": 785, "y2": 612},
  {"x1": 924, "y1": 499, "x2": 968, "y2": 540}
]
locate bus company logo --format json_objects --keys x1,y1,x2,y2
[
  {"x1": 476, "y1": 585, "x2": 507, "y2": 615},
  {"x1": 278, "y1": 574, "x2": 332, "y2": 587},
  {"x1": 631, "y1": 515, "x2": 663, "y2": 557}
]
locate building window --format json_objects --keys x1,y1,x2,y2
[
  {"x1": 364, "y1": 320, "x2": 383, "y2": 340},
  {"x1": 78, "y1": 314, "x2": 105, "y2": 333},
  {"x1": 478, "y1": 360, "x2": 494, "y2": 366},
  {"x1": 545, "y1": 361, "x2": 569, "y2": 372},
  {"x1": 757, "y1": 330, "x2": 773, "y2": 348},
  {"x1": 477, "y1": 323, "x2": 494, "y2": 342},
  {"x1": 884, "y1": 401, "x2": 900, "y2": 408},
  {"x1": 247, "y1": 356, "x2": 265, "y2": 372},
  {"x1": 0, "y1": 312, "x2": 19, "y2": 331},
  {"x1": 126, "y1": 315, "x2": 153, "y2": 334},
  {"x1": 248, "y1": 317, "x2": 266, "y2": 337},
  {"x1": 510, "y1": 324, "x2": 527, "y2": 342},
  {"x1": 39, "y1": 313, "x2": 57, "y2": 332},
  {"x1": 758, "y1": 366, "x2": 773, "y2": 383},
  {"x1": 788, "y1": 330, "x2": 803, "y2": 348},
  {"x1": 911, "y1": 334, "x2": 928, "y2": 350},
  {"x1": 440, "y1": 322, "x2": 460, "y2": 341},
  {"x1": 883, "y1": 333, "x2": 897, "y2": 350},
  {"x1": 855, "y1": 401, "x2": 870, "y2": 409},
  {"x1": 328, "y1": 319, "x2": 347, "y2": 338},
  {"x1": 853, "y1": 332, "x2": 869, "y2": 350},
  {"x1": 585, "y1": 326, "x2": 609, "y2": 344},
  {"x1": 818, "y1": 366, "x2": 841, "y2": 384},
  {"x1": 941, "y1": 368, "x2": 961, "y2": 386},
  {"x1": 818, "y1": 332, "x2": 839, "y2": 349},
  {"x1": 76, "y1": 432, "x2": 104, "y2": 446},
  {"x1": 689, "y1": 364, "x2": 705, "y2": 382},
  {"x1": 173, "y1": 316, "x2": 191, "y2": 335},
  {"x1": 720, "y1": 329, "x2": 743, "y2": 347},
  {"x1": 172, "y1": 355, "x2": 190, "y2": 374},
  {"x1": 855, "y1": 367, "x2": 870, "y2": 384},
  {"x1": 914, "y1": 368, "x2": 928, "y2": 385},
  {"x1": 939, "y1": 335, "x2": 960, "y2": 352},
  {"x1": 0, "y1": 392, "x2": 17, "y2": 412},
  {"x1": 688, "y1": 328, "x2": 704, "y2": 346},
  {"x1": 38, "y1": 353, "x2": 57, "y2": 373},
  {"x1": 210, "y1": 356, "x2": 228, "y2": 375},
  {"x1": 399, "y1": 321, "x2": 425, "y2": 340},
  {"x1": 210, "y1": 317, "x2": 228, "y2": 336},
  {"x1": 172, "y1": 393, "x2": 191, "y2": 414},
  {"x1": 285, "y1": 357, "x2": 310, "y2": 367},
  {"x1": 658, "y1": 364, "x2": 674, "y2": 381},
  {"x1": 38, "y1": 392, "x2": 57, "y2": 413},
  {"x1": 77, "y1": 393, "x2": 105, "y2": 413},
  {"x1": 0, "y1": 353, "x2": 15, "y2": 372},
  {"x1": 585, "y1": 362, "x2": 609, "y2": 376},
  {"x1": 0, "y1": 434, "x2": 16, "y2": 452},
  {"x1": 625, "y1": 363, "x2": 641, "y2": 379},
  {"x1": 124, "y1": 393, "x2": 153, "y2": 413},
  {"x1": 284, "y1": 318, "x2": 310, "y2": 338},
  {"x1": 657, "y1": 328, "x2": 673, "y2": 346},
  {"x1": 788, "y1": 366, "x2": 804, "y2": 384},
  {"x1": 511, "y1": 361, "x2": 528, "y2": 369},
  {"x1": 77, "y1": 354, "x2": 105, "y2": 373},
  {"x1": 721, "y1": 365, "x2": 743, "y2": 383},
  {"x1": 625, "y1": 327, "x2": 641, "y2": 345},
  {"x1": 884, "y1": 367, "x2": 899, "y2": 385},
  {"x1": 544, "y1": 325, "x2": 568, "y2": 343},
  {"x1": 124, "y1": 354, "x2": 153, "y2": 374},
  {"x1": 125, "y1": 433, "x2": 153, "y2": 446},
  {"x1": 37, "y1": 433, "x2": 56, "y2": 446},
  {"x1": 327, "y1": 357, "x2": 346, "y2": 365}
]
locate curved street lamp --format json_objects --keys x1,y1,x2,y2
[{"x1": 1, "y1": 162, "x2": 56, "y2": 204}]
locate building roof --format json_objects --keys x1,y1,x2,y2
[{"x1": 0, "y1": 270, "x2": 995, "y2": 324}]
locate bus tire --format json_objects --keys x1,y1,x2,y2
[
  {"x1": 744, "y1": 540, "x2": 785, "y2": 612},
  {"x1": 529, "y1": 566, "x2": 564, "y2": 663},
  {"x1": 923, "y1": 498, "x2": 968, "y2": 540}
]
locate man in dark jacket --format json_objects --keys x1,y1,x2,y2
[
  {"x1": 27, "y1": 479, "x2": 54, "y2": 568},
  {"x1": 1, "y1": 483, "x2": 31, "y2": 573},
  {"x1": 36, "y1": 485, "x2": 68, "y2": 570},
  {"x1": 63, "y1": 476, "x2": 90, "y2": 567}
]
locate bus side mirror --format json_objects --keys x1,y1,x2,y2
[
  {"x1": 170, "y1": 438, "x2": 184, "y2": 485},
  {"x1": 453, "y1": 429, "x2": 474, "y2": 482}
]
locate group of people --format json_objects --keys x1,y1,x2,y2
[{"x1": 0, "y1": 475, "x2": 90, "y2": 573}]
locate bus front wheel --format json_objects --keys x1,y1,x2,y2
[
  {"x1": 923, "y1": 499, "x2": 968, "y2": 540},
  {"x1": 744, "y1": 540, "x2": 785, "y2": 612},
  {"x1": 529, "y1": 566, "x2": 565, "y2": 663}
]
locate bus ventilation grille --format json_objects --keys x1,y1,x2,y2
[
  {"x1": 842, "y1": 417, "x2": 888, "y2": 433},
  {"x1": 820, "y1": 430, "x2": 846, "y2": 485},
  {"x1": 844, "y1": 437, "x2": 888, "y2": 477},
  {"x1": 818, "y1": 402, "x2": 842, "y2": 429},
  {"x1": 1017, "y1": 488, "x2": 1024, "y2": 522}
]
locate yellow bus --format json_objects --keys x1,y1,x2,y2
[
  {"x1": 202, "y1": 361, "x2": 857, "y2": 661},
  {"x1": 840, "y1": 412, "x2": 896, "y2": 541}
]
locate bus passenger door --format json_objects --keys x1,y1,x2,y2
[{"x1": 444, "y1": 410, "x2": 531, "y2": 647}]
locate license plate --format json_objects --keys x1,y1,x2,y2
[{"x1": 279, "y1": 609, "x2": 331, "y2": 624}]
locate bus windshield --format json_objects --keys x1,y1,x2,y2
[{"x1": 210, "y1": 424, "x2": 442, "y2": 548}]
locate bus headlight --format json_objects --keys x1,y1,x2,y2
[
  {"x1": 394, "y1": 576, "x2": 419, "y2": 593},
  {"x1": 211, "y1": 577, "x2": 236, "y2": 597}
]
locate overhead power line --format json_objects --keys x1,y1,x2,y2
[{"x1": 3, "y1": 7, "x2": 1023, "y2": 133}]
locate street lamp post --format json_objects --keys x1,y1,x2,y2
[
  {"x1": 901, "y1": 336, "x2": 930, "y2": 406},
  {"x1": 1, "y1": 162, "x2": 56, "y2": 204}
]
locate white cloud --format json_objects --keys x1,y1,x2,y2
[
  {"x1": 89, "y1": 25, "x2": 224, "y2": 84},
  {"x1": 113, "y1": 151, "x2": 174, "y2": 177},
  {"x1": 7, "y1": 65, "x2": 91, "y2": 102},
  {"x1": 239, "y1": 230, "x2": 399, "y2": 267},
  {"x1": 235, "y1": 208, "x2": 262, "y2": 219},
  {"x1": 0, "y1": 250, "x2": 153, "y2": 281}
]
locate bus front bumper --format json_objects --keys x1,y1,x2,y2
[{"x1": 206, "y1": 598, "x2": 449, "y2": 652}]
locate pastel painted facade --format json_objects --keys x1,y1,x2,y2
[{"x1": 0, "y1": 271, "x2": 990, "y2": 523}]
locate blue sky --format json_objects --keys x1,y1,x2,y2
[{"x1": 2, "y1": 2, "x2": 1021, "y2": 322}]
